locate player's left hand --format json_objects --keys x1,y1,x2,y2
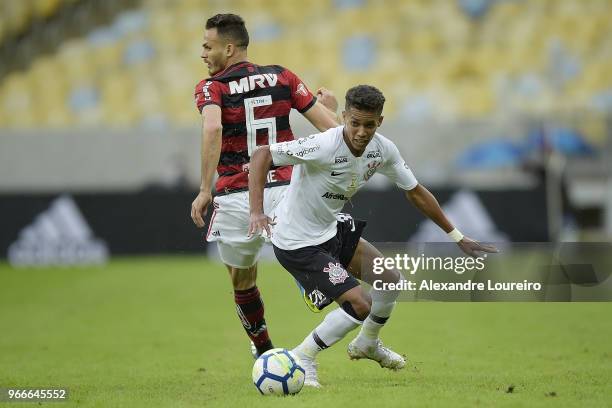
[
  {"x1": 316, "y1": 87, "x2": 338, "y2": 113},
  {"x1": 457, "y1": 236, "x2": 499, "y2": 258},
  {"x1": 248, "y1": 213, "x2": 276, "y2": 238}
]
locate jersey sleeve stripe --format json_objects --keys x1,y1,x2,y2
[
  {"x1": 197, "y1": 100, "x2": 221, "y2": 113},
  {"x1": 297, "y1": 96, "x2": 317, "y2": 113}
]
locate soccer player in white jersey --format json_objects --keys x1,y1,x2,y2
[{"x1": 247, "y1": 85, "x2": 498, "y2": 387}]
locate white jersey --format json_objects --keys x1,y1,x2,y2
[{"x1": 269, "y1": 126, "x2": 418, "y2": 250}]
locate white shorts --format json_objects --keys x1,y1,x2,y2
[{"x1": 206, "y1": 185, "x2": 287, "y2": 268}]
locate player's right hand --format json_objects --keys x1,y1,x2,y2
[
  {"x1": 191, "y1": 191, "x2": 212, "y2": 228},
  {"x1": 248, "y1": 213, "x2": 276, "y2": 238}
]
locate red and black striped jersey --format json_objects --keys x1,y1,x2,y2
[{"x1": 194, "y1": 61, "x2": 316, "y2": 194}]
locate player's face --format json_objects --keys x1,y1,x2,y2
[
  {"x1": 201, "y1": 28, "x2": 228, "y2": 75},
  {"x1": 342, "y1": 107, "x2": 383, "y2": 154}
]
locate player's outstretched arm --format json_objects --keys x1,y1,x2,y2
[
  {"x1": 247, "y1": 146, "x2": 276, "y2": 237},
  {"x1": 404, "y1": 184, "x2": 498, "y2": 257},
  {"x1": 190, "y1": 105, "x2": 222, "y2": 228}
]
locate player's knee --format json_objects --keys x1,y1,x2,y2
[
  {"x1": 378, "y1": 268, "x2": 401, "y2": 285},
  {"x1": 228, "y1": 266, "x2": 257, "y2": 289}
]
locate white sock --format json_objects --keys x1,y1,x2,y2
[
  {"x1": 294, "y1": 308, "x2": 361, "y2": 359},
  {"x1": 355, "y1": 287, "x2": 400, "y2": 345}
]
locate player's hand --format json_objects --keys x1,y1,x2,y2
[
  {"x1": 191, "y1": 191, "x2": 212, "y2": 228},
  {"x1": 457, "y1": 236, "x2": 499, "y2": 258},
  {"x1": 248, "y1": 213, "x2": 276, "y2": 238},
  {"x1": 316, "y1": 87, "x2": 338, "y2": 113}
]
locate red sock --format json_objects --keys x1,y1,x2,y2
[{"x1": 234, "y1": 286, "x2": 273, "y2": 354}]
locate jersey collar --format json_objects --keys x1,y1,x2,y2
[{"x1": 211, "y1": 60, "x2": 251, "y2": 79}]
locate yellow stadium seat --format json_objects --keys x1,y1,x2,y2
[
  {"x1": 0, "y1": 18, "x2": 6, "y2": 43},
  {"x1": 0, "y1": 73, "x2": 35, "y2": 127},
  {"x1": 453, "y1": 80, "x2": 495, "y2": 118},
  {"x1": 3, "y1": 0, "x2": 611, "y2": 128},
  {"x1": 34, "y1": 0, "x2": 62, "y2": 19}
]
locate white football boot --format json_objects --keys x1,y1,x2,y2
[
  {"x1": 347, "y1": 338, "x2": 406, "y2": 370},
  {"x1": 292, "y1": 349, "x2": 321, "y2": 388}
]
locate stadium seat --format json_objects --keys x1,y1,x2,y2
[{"x1": 1, "y1": 0, "x2": 612, "y2": 128}]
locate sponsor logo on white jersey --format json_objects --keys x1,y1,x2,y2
[
  {"x1": 8, "y1": 195, "x2": 108, "y2": 267},
  {"x1": 228, "y1": 74, "x2": 278, "y2": 94},
  {"x1": 366, "y1": 150, "x2": 381, "y2": 159},
  {"x1": 273, "y1": 143, "x2": 286, "y2": 155},
  {"x1": 287, "y1": 145, "x2": 320, "y2": 158},
  {"x1": 322, "y1": 192, "x2": 349, "y2": 200},
  {"x1": 297, "y1": 135, "x2": 316, "y2": 144},
  {"x1": 334, "y1": 156, "x2": 348, "y2": 164}
]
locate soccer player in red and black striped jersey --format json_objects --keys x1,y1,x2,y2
[{"x1": 190, "y1": 14, "x2": 339, "y2": 358}]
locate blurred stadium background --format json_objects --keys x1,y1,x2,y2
[
  {"x1": 2, "y1": 4, "x2": 611, "y2": 405},
  {"x1": 1, "y1": 0, "x2": 612, "y2": 266}
]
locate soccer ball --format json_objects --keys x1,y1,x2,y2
[{"x1": 252, "y1": 348, "x2": 305, "y2": 395}]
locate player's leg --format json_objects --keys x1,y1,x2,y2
[
  {"x1": 348, "y1": 238, "x2": 401, "y2": 340},
  {"x1": 264, "y1": 185, "x2": 330, "y2": 313},
  {"x1": 273, "y1": 239, "x2": 370, "y2": 387},
  {"x1": 209, "y1": 191, "x2": 274, "y2": 358},
  {"x1": 346, "y1": 238, "x2": 405, "y2": 369},
  {"x1": 292, "y1": 285, "x2": 371, "y2": 364},
  {"x1": 218, "y1": 242, "x2": 274, "y2": 357},
  {"x1": 292, "y1": 291, "x2": 370, "y2": 388}
]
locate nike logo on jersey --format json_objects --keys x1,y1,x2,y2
[
  {"x1": 331, "y1": 171, "x2": 344, "y2": 176},
  {"x1": 228, "y1": 74, "x2": 278, "y2": 94}
]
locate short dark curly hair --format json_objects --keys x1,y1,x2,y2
[
  {"x1": 345, "y1": 85, "x2": 386, "y2": 115},
  {"x1": 206, "y1": 14, "x2": 249, "y2": 49}
]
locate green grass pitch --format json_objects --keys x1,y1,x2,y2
[{"x1": 1, "y1": 257, "x2": 611, "y2": 407}]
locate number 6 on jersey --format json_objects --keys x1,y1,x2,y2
[{"x1": 245, "y1": 95, "x2": 277, "y2": 157}]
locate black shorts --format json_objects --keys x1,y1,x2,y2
[{"x1": 273, "y1": 214, "x2": 366, "y2": 311}]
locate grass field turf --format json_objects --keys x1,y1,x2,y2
[{"x1": 1, "y1": 257, "x2": 611, "y2": 407}]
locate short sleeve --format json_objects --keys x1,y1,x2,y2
[
  {"x1": 378, "y1": 140, "x2": 418, "y2": 190},
  {"x1": 284, "y1": 69, "x2": 316, "y2": 113},
  {"x1": 194, "y1": 80, "x2": 222, "y2": 113},
  {"x1": 270, "y1": 133, "x2": 328, "y2": 166}
]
